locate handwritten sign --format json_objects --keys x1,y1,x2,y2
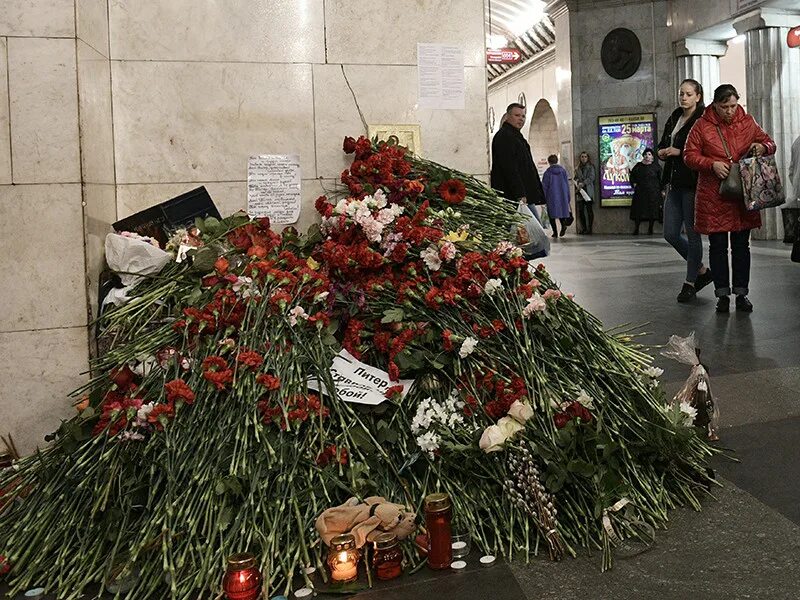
[
  {"x1": 308, "y1": 349, "x2": 415, "y2": 406},
  {"x1": 417, "y1": 43, "x2": 465, "y2": 110},
  {"x1": 247, "y1": 154, "x2": 301, "y2": 224}
]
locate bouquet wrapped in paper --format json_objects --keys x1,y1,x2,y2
[{"x1": 661, "y1": 332, "x2": 719, "y2": 441}]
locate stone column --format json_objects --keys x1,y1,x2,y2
[
  {"x1": 674, "y1": 38, "x2": 728, "y2": 96},
  {"x1": 734, "y1": 8, "x2": 800, "y2": 240}
]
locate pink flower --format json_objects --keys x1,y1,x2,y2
[{"x1": 543, "y1": 289, "x2": 562, "y2": 301}]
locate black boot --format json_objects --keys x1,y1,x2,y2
[
  {"x1": 736, "y1": 295, "x2": 753, "y2": 312},
  {"x1": 695, "y1": 270, "x2": 713, "y2": 291},
  {"x1": 716, "y1": 296, "x2": 730, "y2": 313},
  {"x1": 632, "y1": 221, "x2": 640, "y2": 235},
  {"x1": 677, "y1": 283, "x2": 696, "y2": 303}
]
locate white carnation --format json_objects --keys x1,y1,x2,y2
[
  {"x1": 484, "y1": 278, "x2": 503, "y2": 295},
  {"x1": 416, "y1": 431, "x2": 441, "y2": 456},
  {"x1": 421, "y1": 245, "x2": 442, "y2": 271},
  {"x1": 459, "y1": 337, "x2": 478, "y2": 358}
]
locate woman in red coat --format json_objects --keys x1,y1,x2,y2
[{"x1": 683, "y1": 84, "x2": 776, "y2": 313}]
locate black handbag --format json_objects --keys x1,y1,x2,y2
[{"x1": 715, "y1": 126, "x2": 743, "y2": 200}]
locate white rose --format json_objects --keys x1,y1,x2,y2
[
  {"x1": 507, "y1": 400, "x2": 534, "y2": 424},
  {"x1": 479, "y1": 425, "x2": 506, "y2": 453},
  {"x1": 497, "y1": 416, "x2": 525, "y2": 440}
]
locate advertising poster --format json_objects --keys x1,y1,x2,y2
[{"x1": 597, "y1": 114, "x2": 657, "y2": 207}]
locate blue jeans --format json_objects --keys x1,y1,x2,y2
[
  {"x1": 708, "y1": 230, "x2": 751, "y2": 297},
  {"x1": 663, "y1": 187, "x2": 703, "y2": 283}
]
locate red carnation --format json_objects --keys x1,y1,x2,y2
[
  {"x1": 343, "y1": 136, "x2": 357, "y2": 154},
  {"x1": 0, "y1": 554, "x2": 10, "y2": 576},
  {"x1": 148, "y1": 402, "x2": 176, "y2": 430},
  {"x1": 256, "y1": 373, "x2": 281, "y2": 390},
  {"x1": 385, "y1": 384, "x2": 404, "y2": 400},
  {"x1": 202, "y1": 356, "x2": 233, "y2": 391},
  {"x1": 437, "y1": 179, "x2": 467, "y2": 204},
  {"x1": 214, "y1": 257, "x2": 229, "y2": 274},
  {"x1": 110, "y1": 365, "x2": 137, "y2": 391},
  {"x1": 236, "y1": 349, "x2": 264, "y2": 369},
  {"x1": 164, "y1": 379, "x2": 195, "y2": 405}
]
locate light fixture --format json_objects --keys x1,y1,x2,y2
[{"x1": 508, "y1": 1, "x2": 546, "y2": 38}]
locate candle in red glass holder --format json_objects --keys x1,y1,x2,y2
[
  {"x1": 424, "y1": 493, "x2": 452, "y2": 569},
  {"x1": 222, "y1": 553, "x2": 262, "y2": 600},
  {"x1": 372, "y1": 532, "x2": 402, "y2": 580}
]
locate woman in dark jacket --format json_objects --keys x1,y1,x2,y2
[
  {"x1": 658, "y1": 79, "x2": 713, "y2": 302},
  {"x1": 574, "y1": 151, "x2": 595, "y2": 234},
  {"x1": 629, "y1": 148, "x2": 661, "y2": 235},
  {"x1": 684, "y1": 84, "x2": 776, "y2": 313}
]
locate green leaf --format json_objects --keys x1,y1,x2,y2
[
  {"x1": 567, "y1": 459, "x2": 596, "y2": 478},
  {"x1": 381, "y1": 307, "x2": 405, "y2": 323}
]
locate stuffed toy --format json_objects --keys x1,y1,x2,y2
[{"x1": 316, "y1": 496, "x2": 417, "y2": 548}]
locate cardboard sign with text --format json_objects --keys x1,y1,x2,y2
[{"x1": 308, "y1": 349, "x2": 415, "y2": 405}]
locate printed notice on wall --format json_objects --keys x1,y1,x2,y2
[
  {"x1": 247, "y1": 154, "x2": 301, "y2": 224},
  {"x1": 307, "y1": 349, "x2": 415, "y2": 406},
  {"x1": 417, "y1": 43, "x2": 465, "y2": 110}
]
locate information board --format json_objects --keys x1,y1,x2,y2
[{"x1": 597, "y1": 114, "x2": 657, "y2": 207}]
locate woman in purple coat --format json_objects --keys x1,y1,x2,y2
[{"x1": 542, "y1": 154, "x2": 572, "y2": 238}]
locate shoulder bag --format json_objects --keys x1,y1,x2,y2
[{"x1": 715, "y1": 126, "x2": 743, "y2": 201}]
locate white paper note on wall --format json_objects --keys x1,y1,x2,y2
[
  {"x1": 247, "y1": 154, "x2": 301, "y2": 224},
  {"x1": 417, "y1": 43, "x2": 465, "y2": 110}
]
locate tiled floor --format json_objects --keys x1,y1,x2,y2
[{"x1": 4, "y1": 234, "x2": 799, "y2": 600}]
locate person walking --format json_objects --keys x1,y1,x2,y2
[
  {"x1": 629, "y1": 148, "x2": 662, "y2": 235},
  {"x1": 683, "y1": 84, "x2": 776, "y2": 313},
  {"x1": 490, "y1": 103, "x2": 545, "y2": 219},
  {"x1": 658, "y1": 79, "x2": 713, "y2": 302},
  {"x1": 790, "y1": 133, "x2": 800, "y2": 203},
  {"x1": 542, "y1": 154, "x2": 572, "y2": 238},
  {"x1": 574, "y1": 151, "x2": 595, "y2": 234}
]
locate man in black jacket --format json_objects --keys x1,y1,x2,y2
[{"x1": 490, "y1": 103, "x2": 545, "y2": 212}]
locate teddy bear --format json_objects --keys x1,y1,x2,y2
[{"x1": 315, "y1": 496, "x2": 417, "y2": 548}]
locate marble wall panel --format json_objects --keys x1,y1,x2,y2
[
  {"x1": 0, "y1": 327, "x2": 89, "y2": 456},
  {"x1": 313, "y1": 64, "x2": 489, "y2": 180},
  {"x1": 78, "y1": 41, "x2": 115, "y2": 184},
  {"x1": 0, "y1": 39, "x2": 11, "y2": 184},
  {"x1": 83, "y1": 184, "x2": 116, "y2": 322},
  {"x1": 0, "y1": 0, "x2": 75, "y2": 38},
  {"x1": 109, "y1": 0, "x2": 325, "y2": 63},
  {"x1": 115, "y1": 179, "x2": 332, "y2": 235},
  {"x1": 0, "y1": 184, "x2": 87, "y2": 332},
  {"x1": 324, "y1": 0, "x2": 485, "y2": 67},
  {"x1": 111, "y1": 61, "x2": 316, "y2": 184},
  {"x1": 77, "y1": 0, "x2": 110, "y2": 57},
  {"x1": 8, "y1": 38, "x2": 81, "y2": 184}
]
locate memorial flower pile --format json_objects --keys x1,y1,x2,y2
[{"x1": 0, "y1": 138, "x2": 719, "y2": 599}]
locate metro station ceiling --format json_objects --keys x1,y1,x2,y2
[{"x1": 485, "y1": 0, "x2": 556, "y2": 80}]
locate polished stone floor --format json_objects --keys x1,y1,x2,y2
[{"x1": 3, "y1": 235, "x2": 799, "y2": 600}]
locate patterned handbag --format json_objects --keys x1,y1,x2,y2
[{"x1": 739, "y1": 155, "x2": 785, "y2": 211}]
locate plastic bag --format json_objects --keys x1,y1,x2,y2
[
  {"x1": 660, "y1": 332, "x2": 719, "y2": 440},
  {"x1": 514, "y1": 203, "x2": 550, "y2": 258},
  {"x1": 103, "y1": 233, "x2": 172, "y2": 306}
]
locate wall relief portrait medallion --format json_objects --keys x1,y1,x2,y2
[{"x1": 601, "y1": 28, "x2": 642, "y2": 80}]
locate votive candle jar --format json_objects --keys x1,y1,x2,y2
[
  {"x1": 424, "y1": 493, "x2": 452, "y2": 569},
  {"x1": 372, "y1": 532, "x2": 403, "y2": 581},
  {"x1": 327, "y1": 533, "x2": 360, "y2": 583},
  {"x1": 222, "y1": 553, "x2": 262, "y2": 600}
]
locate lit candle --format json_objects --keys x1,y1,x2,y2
[{"x1": 327, "y1": 534, "x2": 360, "y2": 583}]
